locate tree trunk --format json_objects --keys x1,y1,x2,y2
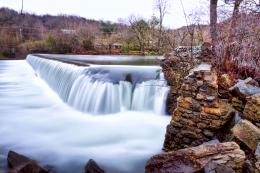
[
  {"x1": 21, "y1": 0, "x2": 24, "y2": 14},
  {"x1": 232, "y1": 0, "x2": 243, "y2": 22},
  {"x1": 141, "y1": 42, "x2": 145, "y2": 55},
  {"x1": 229, "y1": 0, "x2": 243, "y2": 42},
  {"x1": 137, "y1": 37, "x2": 145, "y2": 55},
  {"x1": 158, "y1": 15, "x2": 163, "y2": 51},
  {"x1": 210, "y1": 0, "x2": 218, "y2": 55}
]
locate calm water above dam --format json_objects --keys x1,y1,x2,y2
[
  {"x1": 0, "y1": 55, "x2": 170, "y2": 173},
  {"x1": 36, "y1": 54, "x2": 162, "y2": 66}
]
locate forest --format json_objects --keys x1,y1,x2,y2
[{"x1": 0, "y1": 6, "x2": 209, "y2": 57}]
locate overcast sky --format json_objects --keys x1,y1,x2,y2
[{"x1": 0, "y1": 0, "x2": 210, "y2": 28}]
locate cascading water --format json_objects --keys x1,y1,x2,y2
[
  {"x1": 26, "y1": 55, "x2": 169, "y2": 114},
  {"x1": 131, "y1": 80, "x2": 170, "y2": 113},
  {"x1": 0, "y1": 59, "x2": 170, "y2": 173},
  {"x1": 27, "y1": 55, "x2": 85, "y2": 101}
]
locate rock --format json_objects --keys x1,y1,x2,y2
[
  {"x1": 163, "y1": 64, "x2": 234, "y2": 151},
  {"x1": 161, "y1": 44, "x2": 213, "y2": 114},
  {"x1": 256, "y1": 143, "x2": 260, "y2": 172},
  {"x1": 146, "y1": 142, "x2": 245, "y2": 173},
  {"x1": 204, "y1": 162, "x2": 235, "y2": 173},
  {"x1": 231, "y1": 97, "x2": 245, "y2": 112},
  {"x1": 229, "y1": 78, "x2": 260, "y2": 113},
  {"x1": 191, "y1": 63, "x2": 212, "y2": 73},
  {"x1": 203, "y1": 129, "x2": 214, "y2": 137},
  {"x1": 215, "y1": 111, "x2": 241, "y2": 142},
  {"x1": 256, "y1": 161, "x2": 260, "y2": 172},
  {"x1": 7, "y1": 151, "x2": 30, "y2": 168},
  {"x1": 229, "y1": 78, "x2": 260, "y2": 99},
  {"x1": 256, "y1": 143, "x2": 260, "y2": 160},
  {"x1": 7, "y1": 151, "x2": 48, "y2": 173},
  {"x1": 85, "y1": 159, "x2": 105, "y2": 173},
  {"x1": 160, "y1": 51, "x2": 196, "y2": 114},
  {"x1": 197, "y1": 80, "x2": 204, "y2": 86},
  {"x1": 231, "y1": 120, "x2": 260, "y2": 151},
  {"x1": 243, "y1": 93, "x2": 260, "y2": 125},
  {"x1": 242, "y1": 160, "x2": 255, "y2": 173}
]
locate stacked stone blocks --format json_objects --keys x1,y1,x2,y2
[{"x1": 164, "y1": 64, "x2": 234, "y2": 151}]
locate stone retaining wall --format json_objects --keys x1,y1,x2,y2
[{"x1": 163, "y1": 64, "x2": 234, "y2": 151}]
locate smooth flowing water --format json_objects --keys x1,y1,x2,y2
[
  {"x1": 0, "y1": 56, "x2": 170, "y2": 173},
  {"x1": 36, "y1": 54, "x2": 161, "y2": 66},
  {"x1": 27, "y1": 55, "x2": 169, "y2": 114}
]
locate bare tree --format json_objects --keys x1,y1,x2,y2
[
  {"x1": 231, "y1": 0, "x2": 243, "y2": 18},
  {"x1": 21, "y1": 0, "x2": 24, "y2": 14},
  {"x1": 180, "y1": 0, "x2": 197, "y2": 58},
  {"x1": 214, "y1": 0, "x2": 260, "y2": 81},
  {"x1": 210, "y1": 0, "x2": 218, "y2": 54},
  {"x1": 164, "y1": 29, "x2": 177, "y2": 50},
  {"x1": 224, "y1": 0, "x2": 244, "y2": 41},
  {"x1": 154, "y1": 0, "x2": 169, "y2": 52},
  {"x1": 128, "y1": 16, "x2": 150, "y2": 55},
  {"x1": 117, "y1": 22, "x2": 135, "y2": 53}
]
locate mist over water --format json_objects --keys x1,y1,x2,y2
[{"x1": 0, "y1": 58, "x2": 170, "y2": 173}]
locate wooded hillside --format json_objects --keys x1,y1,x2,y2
[{"x1": 0, "y1": 7, "x2": 210, "y2": 58}]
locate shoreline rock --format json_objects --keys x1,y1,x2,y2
[
  {"x1": 7, "y1": 151, "x2": 49, "y2": 173},
  {"x1": 145, "y1": 142, "x2": 245, "y2": 173},
  {"x1": 84, "y1": 159, "x2": 105, "y2": 173},
  {"x1": 243, "y1": 93, "x2": 260, "y2": 127},
  {"x1": 159, "y1": 44, "x2": 260, "y2": 173},
  {"x1": 231, "y1": 119, "x2": 260, "y2": 151},
  {"x1": 230, "y1": 78, "x2": 260, "y2": 114}
]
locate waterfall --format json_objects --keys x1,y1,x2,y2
[
  {"x1": 26, "y1": 55, "x2": 169, "y2": 114},
  {"x1": 67, "y1": 76, "x2": 133, "y2": 114},
  {"x1": 27, "y1": 55, "x2": 85, "y2": 101},
  {"x1": 131, "y1": 80, "x2": 169, "y2": 114}
]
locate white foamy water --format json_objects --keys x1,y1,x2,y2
[
  {"x1": 0, "y1": 60, "x2": 170, "y2": 173},
  {"x1": 27, "y1": 55, "x2": 169, "y2": 114}
]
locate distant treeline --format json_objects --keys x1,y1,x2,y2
[{"x1": 0, "y1": 7, "x2": 210, "y2": 58}]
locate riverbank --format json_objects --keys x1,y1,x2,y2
[{"x1": 145, "y1": 44, "x2": 260, "y2": 173}]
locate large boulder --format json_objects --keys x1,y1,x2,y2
[
  {"x1": 256, "y1": 143, "x2": 260, "y2": 160},
  {"x1": 204, "y1": 162, "x2": 235, "y2": 173},
  {"x1": 243, "y1": 93, "x2": 260, "y2": 127},
  {"x1": 231, "y1": 97, "x2": 245, "y2": 113},
  {"x1": 229, "y1": 77, "x2": 260, "y2": 99},
  {"x1": 7, "y1": 151, "x2": 30, "y2": 168},
  {"x1": 7, "y1": 151, "x2": 48, "y2": 173},
  {"x1": 85, "y1": 159, "x2": 105, "y2": 173},
  {"x1": 256, "y1": 143, "x2": 260, "y2": 172},
  {"x1": 229, "y1": 77, "x2": 260, "y2": 113},
  {"x1": 243, "y1": 160, "x2": 256, "y2": 173},
  {"x1": 231, "y1": 120, "x2": 260, "y2": 151},
  {"x1": 145, "y1": 142, "x2": 245, "y2": 173}
]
